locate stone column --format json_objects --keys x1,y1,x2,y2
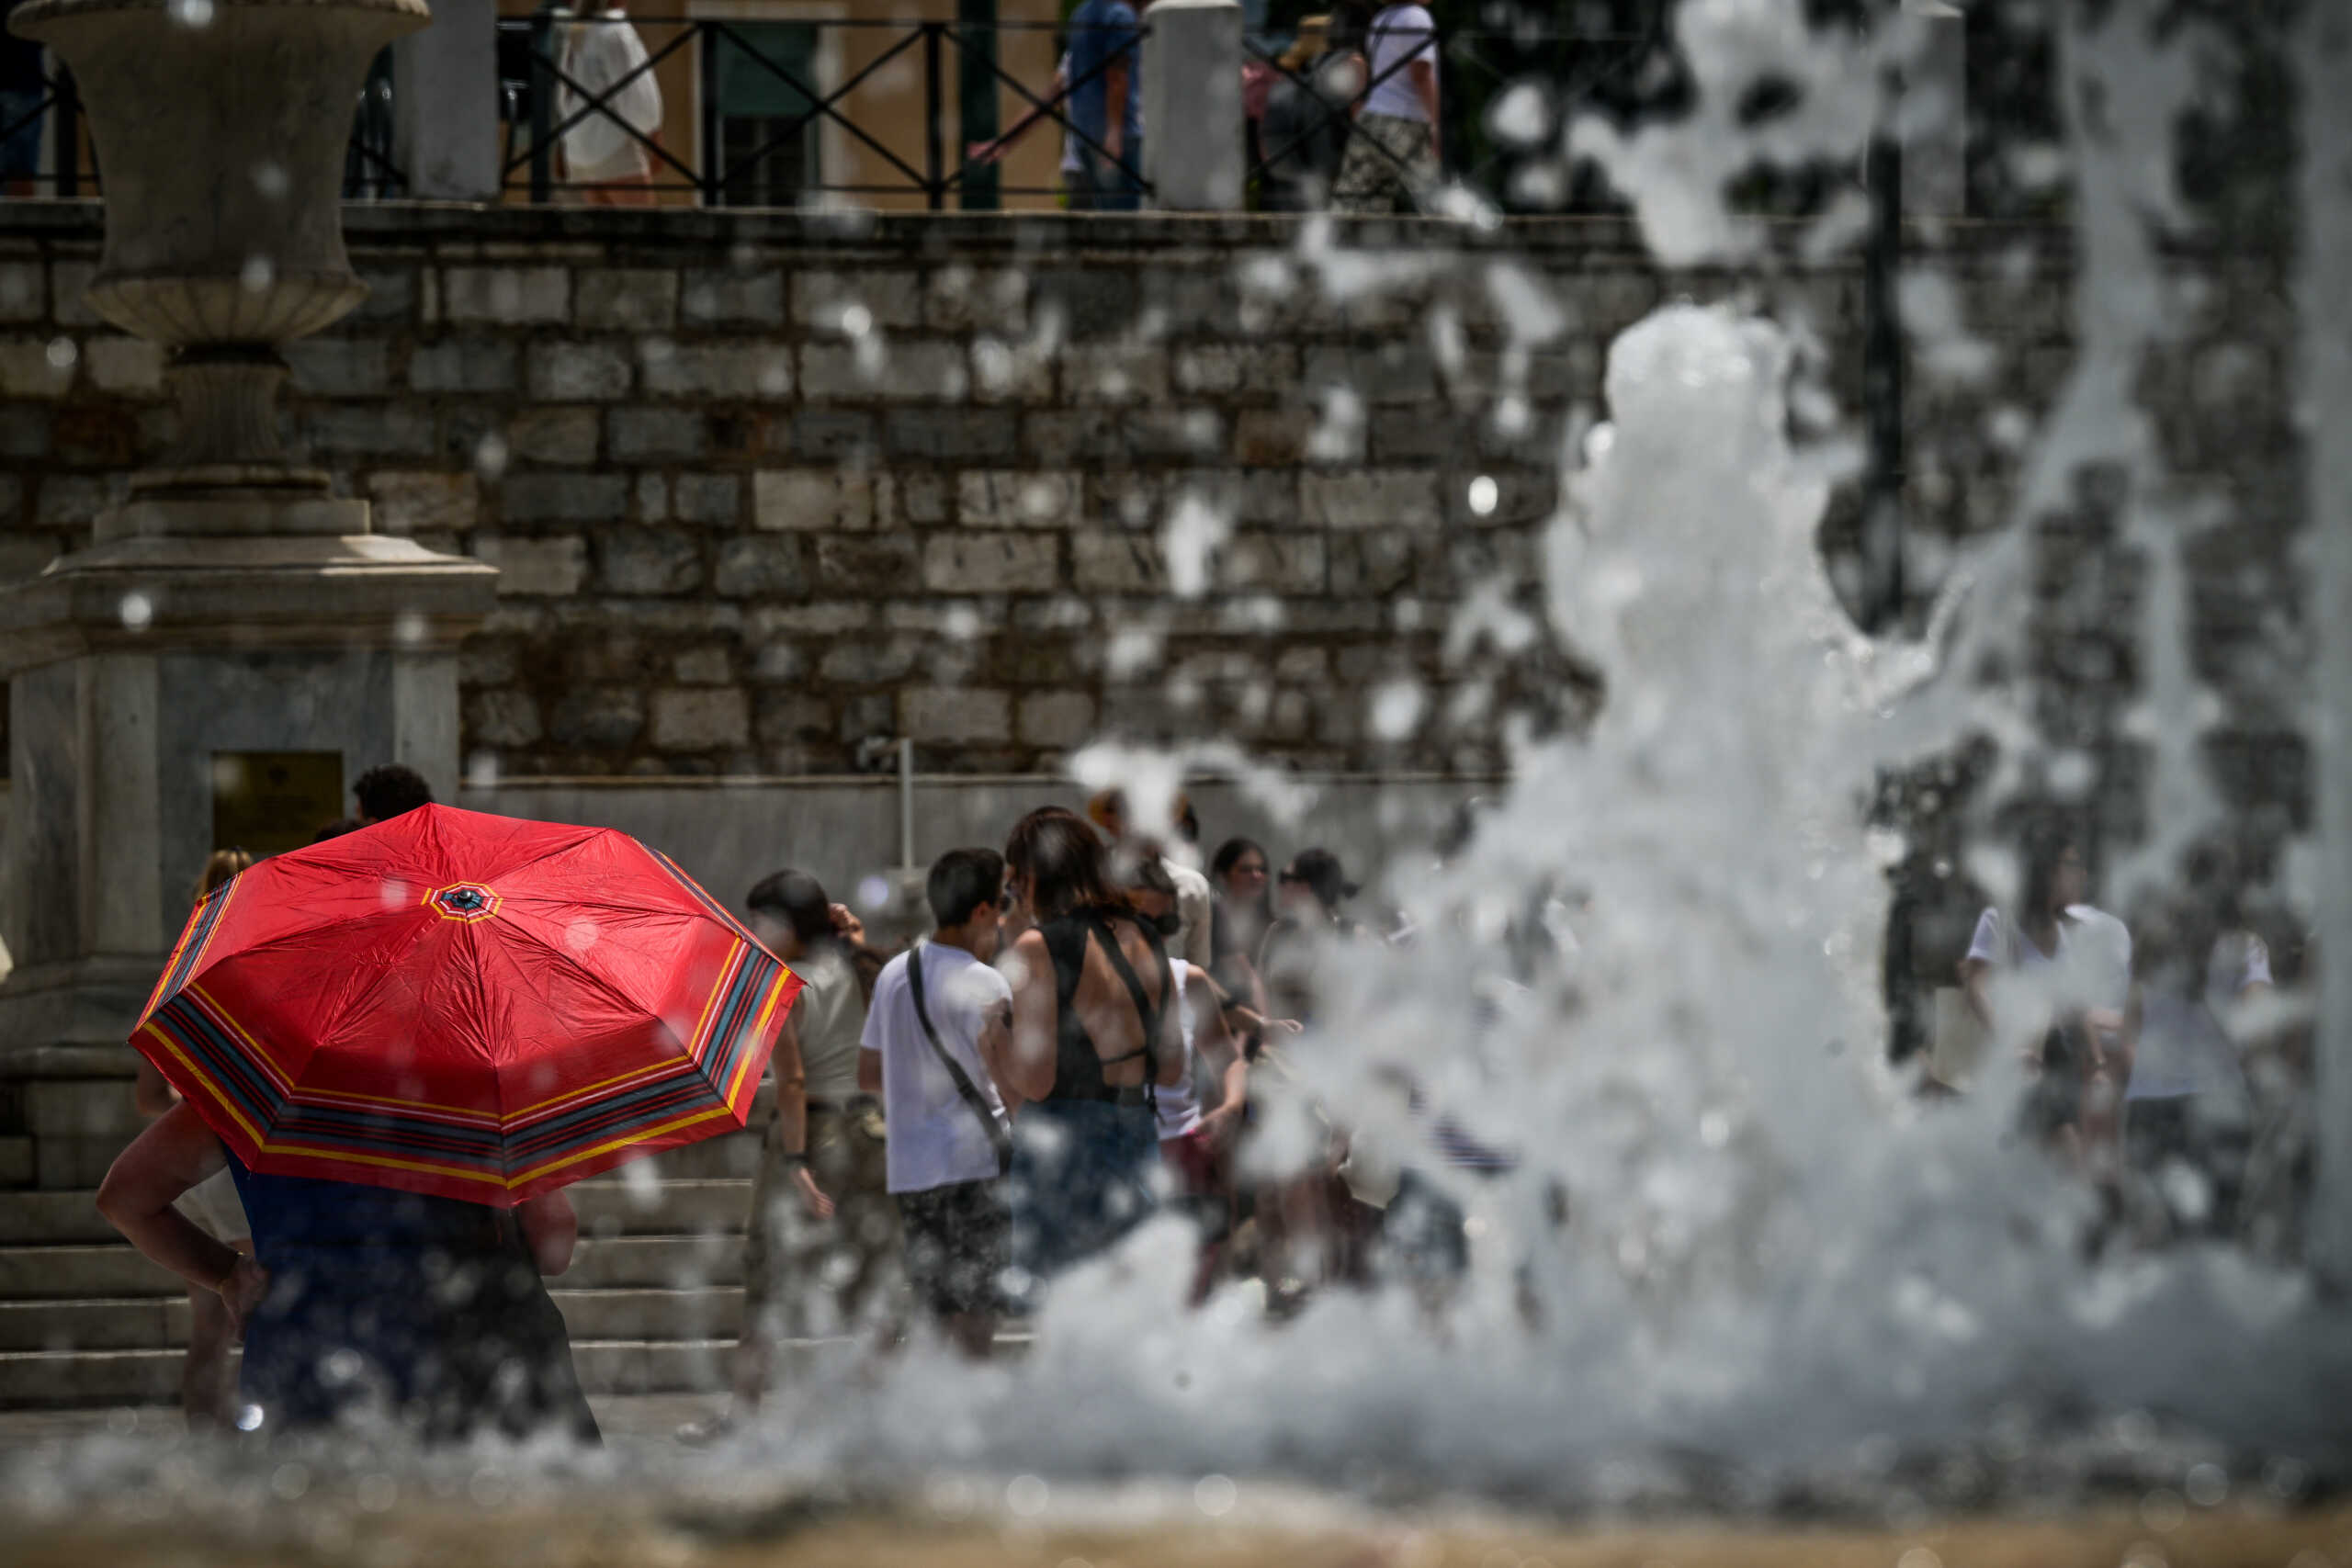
[
  {"x1": 2303, "y1": 0, "x2": 2352, "y2": 1286},
  {"x1": 394, "y1": 0, "x2": 503, "y2": 201},
  {"x1": 1143, "y1": 0, "x2": 1244, "y2": 211},
  {"x1": 1901, "y1": 0, "x2": 1967, "y2": 218},
  {"x1": 0, "y1": 0, "x2": 498, "y2": 1189}
]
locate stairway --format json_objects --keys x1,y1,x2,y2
[{"x1": 0, "y1": 1121, "x2": 769, "y2": 1411}]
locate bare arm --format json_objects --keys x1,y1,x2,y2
[
  {"x1": 856, "y1": 1045, "x2": 882, "y2": 1096},
  {"x1": 96, "y1": 1102, "x2": 266, "y2": 1328},
  {"x1": 1409, "y1": 57, "x2": 1440, "y2": 154},
  {"x1": 516, "y1": 1190, "x2": 577, "y2": 1277},
  {"x1": 1103, "y1": 57, "x2": 1130, "y2": 157},
  {"x1": 1190, "y1": 977, "x2": 1250, "y2": 1147},
  {"x1": 1960, "y1": 955, "x2": 1996, "y2": 1032},
  {"x1": 976, "y1": 998, "x2": 1023, "y2": 1117},
  {"x1": 133, "y1": 1058, "x2": 177, "y2": 1120},
  {"x1": 1005, "y1": 929, "x2": 1061, "y2": 1103},
  {"x1": 770, "y1": 1009, "x2": 833, "y2": 1218},
  {"x1": 972, "y1": 67, "x2": 1069, "y2": 163}
]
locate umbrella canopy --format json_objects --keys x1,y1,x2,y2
[{"x1": 133, "y1": 804, "x2": 800, "y2": 1206}]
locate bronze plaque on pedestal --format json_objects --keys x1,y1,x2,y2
[{"x1": 211, "y1": 751, "x2": 344, "y2": 857}]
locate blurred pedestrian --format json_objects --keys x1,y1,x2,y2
[
  {"x1": 711, "y1": 869, "x2": 895, "y2": 1428},
  {"x1": 1959, "y1": 825, "x2": 2132, "y2": 1165},
  {"x1": 560, "y1": 0, "x2": 663, "y2": 207},
  {"x1": 1000, "y1": 807, "x2": 1183, "y2": 1287},
  {"x1": 1066, "y1": 0, "x2": 1144, "y2": 210},
  {"x1": 1330, "y1": 1, "x2": 1441, "y2": 215},
  {"x1": 857, "y1": 850, "x2": 1016, "y2": 1358},
  {"x1": 1257, "y1": 16, "x2": 1354, "y2": 210},
  {"x1": 1207, "y1": 836, "x2": 1275, "y2": 1019},
  {"x1": 967, "y1": 39, "x2": 1086, "y2": 206},
  {"x1": 130, "y1": 849, "x2": 254, "y2": 1430},
  {"x1": 1088, "y1": 788, "x2": 1214, "y2": 971},
  {"x1": 351, "y1": 762, "x2": 433, "y2": 825}
]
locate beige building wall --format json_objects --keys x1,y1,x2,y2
[{"x1": 502, "y1": 0, "x2": 1069, "y2": 210}]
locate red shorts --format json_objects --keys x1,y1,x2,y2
[{"x1": 1161, "y1": 1126, "x2": 1225, "y2": 1200}]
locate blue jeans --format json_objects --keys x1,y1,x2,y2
[
  {"x1": 1074, "y1": 141, "x2": 1144, "y2": 212},
  {"x1": 1007, "y1": 1098, "x2": 1159, "y2": 1292}
]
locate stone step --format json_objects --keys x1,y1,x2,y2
[
  {"x1": 0, "y1": 1244, "x2": 182, "y2": 1301},
  {"x1": 0, "y1": 1288, "x2": 746, "y2": 1353},
  {"x1": 0, "y1": 1338, "x2": 742, "y2": 1407},
  {"x1": 0, "y1": 1190, "x2": 111, "y2": 1246},
  {"x1": 0, "y1": 1136, "x2": 31, "y2": 1186}
]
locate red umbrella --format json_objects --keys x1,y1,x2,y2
[{"x1": 133, "y1": 804, "x2": 800, "y2": 1206}]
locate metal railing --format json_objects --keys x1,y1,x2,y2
[{"x1": 500, "y1": 15, "x2": 1148, "y2": 209}]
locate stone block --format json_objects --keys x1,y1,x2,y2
[
  {"x1": 640, "y1": 339, "x2": 792, "y2": 400},
  {"x1": 753, "y1": 603, "x2": 873, "y2": 637},
  {"x1": 1030, "y1": 268, "x2": 1140, "y2": 338},
  {"x1": 922, "y1": 534, "x2": 1058, "y2": 594},
  {"x1": 597, "y1": 527, "x2": 704, "y2": 593},
  {"x1": 466, "y1": 689, "x2": 543, "y2": 747},
  {"x1": 303, "y1": 404, "x2": 435, "y2": 456},
  {"x1": 576, "y1": 268, "x2": 680, "y2": 332},
  {"x1": 528, "y1": 341, "x2": 633, "y2": 400},
  {"x1": 635, "y1": 472, "x2": 669, "y2": 520},
  {"x1": 1124, "y1": 408, "x2": 1227, "y2": 460},
  {"x1": 819, "y1": 637, "x2": 918, "y2": 683},
  {"x1": 501, "y1": 470, "x2": 628, "y2": 523},
  {"x1": 755, "y1": 468, "x2": 876, "y2": 531},
  {"x1": 1073, "y1": 531, "x2": 1164, "y2": 593},
  {"x1": 409, "y1": 337, "x2": 519, "y2": 393},
  {"x1": 1173, "y1": 342, "x2": 1298, "y2": 398},
  {"x1": 1329, "y1": 529, "x2": 1418, "y2": 595},
  {"x1": 1023, "y1": 410, "x2": 1125, "y2": 466},
  {"x1": 0, "y1": 336, "x2": 74, "y2": 398},
  {"x1": 783, "y1": 410, "x2": 875, "y2": 462},
  {"x1": 0, "y1": 403, "x2": 50, "y2": 458},
  {"x1": 37, "y1": 474, "x2": 115, "y2": 525},
  {"x1": 793, "y1": 269, "x2": 923, "y2": 332},
  {"x1": 885, "y1": 409, "x2": 1017, "y2": 462},
  {"x1": 673, "y1": 646, "x2": 733, "y2": 684},
  {"x1": 471, "y1": 533, "x2": 588, "y2": 595},
  {"x1": 927, "y1": 265, "x2": 1031, "y2": 333},
  {"x1": 815, "y1": 535, "x2": 918, "y2": 596},
  {"x1": 607, "y1": 407, "x2": 709, "y2": 461},
  {"x1": 549, "y1": 687, "x2": 644, "y2": 747},
  {"x1": 1302, "y1": 469, "x2": 1441, "y2": 528},
  {"x1": 0, "y1": 260, "x2": 42, "y2": 320},
  {"x1": 1220, "y1": 531, "x2": 1326, "y2": 593},
  {"x1": 898, "y1": 471, "x2": 950, "y2": 524},
  {"x1": 84, "y1": 336, "x2": 164, "y2": 395},
  {"x1": 756, "y1": 691, "x2": 832, "y2": 744},
  {"x1": 285, "y1": 338, "x2": 391, "y2": 397},
  {"x1": 673, "y1": 473, "x2": 741, "y2": 526},
  {"x1": 968, "y1": 336, "x2": 1056, "y2": 403},
  {"x1": 1305, "y1": 341, "x2": 1439, "y2": 405},
  {"x1": 1060, "y1": 344, "x2": 1169, "y2": 403},
  {"x1": 801, "y1": 339, "x2": 968, "y2": 401},
  {"x1": 713, "y1": 536, "x2": 807, "y2": 598},
  {"x1": 367, "y1": 469, "x2": 480, "y2": 536},
  {"x1": 353, "y1": 264, "x2": 418, "y2": 324},
  {"x1": 899, "y1": 686, "x2": 1012, "y2": 744},
  {"x1": 1018, "y1": 691, "x2": 1096, "y2": 749},
  {"x1": 0, "y1": 530, "x2": 54, "y2": 580},
  {"x1": 506, "y1": 407, "x2": 602, "y2": 465},
  {"x1": 650, "y1": 687, "x2": 751, "y2": 750},
  {"x1": 682, "y1": 267, "x2": 786, "y2": 326},
  {"x1": 444, "y1": 265, "x2": 570, "y2": 323},
  {"x1": 49, "y1": 260, "x2": 99, "y2": 324},
  {"x1": 958, "y1": 470, "x2": 1079, "y2": 528}
]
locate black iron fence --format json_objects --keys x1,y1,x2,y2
[{"x1": 499, "y1": 15, "x2": 1144, "y2": 209}]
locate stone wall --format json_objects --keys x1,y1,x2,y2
[{"x1": 0, "y1": 203, "x2": 2294, "y2": 845}]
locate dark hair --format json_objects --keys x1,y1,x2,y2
[
  {"x1": 1210, "y1": 836, "x2": 1271, "y2": 919},
  {"x1": 928, "y1": 847, "x2": 1006, "y2": 930},
  {"x1": 1125, "y1": 856, "x2": 1182, "y2": 938},
  {"x1": 353, "y1": 763, "x2": 434, "y2": 822},
  {"x1": 1283, "y1": 846, "x2": 1358, "y2": 914},
  {"x1": 1006, "y1": 806, "x2": 1121, "y2": 919},
  {"x1": 746, "y1": 868, "x2": 834, "y2": 948},
  {"x1": 311, "y1": 818, "x2": 362, "y2": 844},
  {"x1": 2016, "y1": 822, "x2": 2082, "y2": 924}
]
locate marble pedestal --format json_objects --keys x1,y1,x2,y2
[{"x1": 0, "y1": 503, "x2": 495, "y2": 1185}]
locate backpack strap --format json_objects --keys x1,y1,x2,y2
[
  {"x1": 905, "y1": 945, "x2": 1013, "y2": 1179},
  {"x1": 1087, "y1": 912, "x2": 1172, "y2": 1103}
]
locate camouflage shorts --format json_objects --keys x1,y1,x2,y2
[{"x1": 1331, "y1": 112, "x2": 1440, "y2": 215}]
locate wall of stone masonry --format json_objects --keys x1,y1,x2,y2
[{"x1": 0, "y1": 205, "x2": 2301, "y2": 894}]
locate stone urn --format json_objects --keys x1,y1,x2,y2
[{"x1": 9, "y1": 0, "x2": 430, "y2": 520}]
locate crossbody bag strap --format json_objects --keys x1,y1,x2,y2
[{"x1": 906, "y1": 945, "x2": 1013, "y2": 1178}]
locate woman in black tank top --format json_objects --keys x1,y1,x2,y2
[{"x1": 1000, "y1": 807, "x2": 1182, "y2": 1291}]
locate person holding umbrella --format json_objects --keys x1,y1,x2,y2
[{"x1": 96, "y1": 805, "x2": 805, "y2": 1442}]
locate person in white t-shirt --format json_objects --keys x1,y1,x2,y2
[
  {"x1": 856, "y1": 849, "x2": 1014, "y2": 1358},
  {"x1": 1331, "y1": 2, "x2": 1441, "y2": 214},
  {"x1": 1960, "y1": 826, "x2": 2132, "y2": 1159},
  {"x1": 560, "y1": 2, "x2": 664, "y2": 206}
]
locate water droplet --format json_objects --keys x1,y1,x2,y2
[
  {"x1": 240, "y1": 255, "x2": 275, "y2": 294},
  {"x1": 857, "y1": 874, "x2": 890, "y2": 911},
  {"x1": 1468, "y1": 474, "x2": 1499, "y2": 515},
  {"x1": 2183, "y1": 1463, "x2": 2226, "y2": 1507},
  {"x1": 355, "y1": 1472, "x2": 397, "y2": 1511},
  {"x1": 251, "y1": 161, "x2": 289, "y2": 199},
  {"x1": 167, "y1": 0, "x2": 214, "y2": 26},
  {"x1": 118, "y1": 592, "x2": 153, "y2": 630},
  {"x1": 234, "y1": 1403, "x2": 266, "y2": 1432},
  {"x1": 270, "y1": 1462, "x2": 309, "y2": 1500},
  {"x1": 1699, "y1": 1110, "x2": 1732, "y2": 1148},
  {"x1": 1005, "y1": 1473, "x2": 1049, "y2": 1517},
  {"x1": 1194, "y1": 1473, "x2": 1237, "y2": 1517},
  {"x1": 473, "y1": 432, "x2": 510, "y2": 483},
  {"x1": 840, "y1": 303, "x2": 874, "y2": 338}
]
